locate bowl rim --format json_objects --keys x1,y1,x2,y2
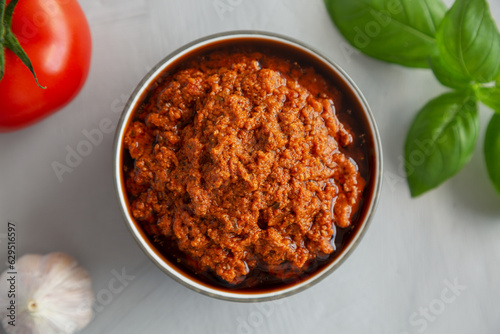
[{"x1": 113, "y1": 30, "x2": 383, "y2": 302}]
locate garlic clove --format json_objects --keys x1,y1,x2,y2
[{"x1": 0, "y1": 253, "x2": 94, "y2": 334}]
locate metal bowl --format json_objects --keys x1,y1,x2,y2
[{"x1": 113, "y1": 31, "x2": 383, "y2": 302}]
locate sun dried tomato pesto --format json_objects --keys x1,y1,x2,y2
[{"x1": 123, "y1": 50, "x2": 366, "y2": 286}]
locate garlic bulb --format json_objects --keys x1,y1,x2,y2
[{"x1": 0, "y1": 253, "x2": 94, "y2": 334}]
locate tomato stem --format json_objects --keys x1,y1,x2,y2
[
  {"x1": 0, "y1": 0, "x2": 5, "y2": 34},
  {"x1": 4, "y1": 0, "x2": 16, "y2": 27},
  {"x1": 0, "y1": 0, "x2": 45, "y2": 88},
  {"x1": 0, "y1": 0, "x2": 5, "y2": 81}
]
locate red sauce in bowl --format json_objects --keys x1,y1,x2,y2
[{"x1": 120, "y1": 38, "x2": 377, "y2": 292}]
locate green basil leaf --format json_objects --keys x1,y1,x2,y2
[
  {"x1": 429, "y1": 54, "x2": 472, "y2": 89},
  {"x1": 324, "y1": 0, "x2": 447, "y2": 68},
  {"x1": 435, "y1": 0, "x2": 500, "y2": 83},
  {"x1": 405, "y1": 91, "x2": 479, "y2": 197},
  {"x1": 485, "y1": 114, "x2": 500, "y2": 196},
  {"x1": 476, "y1": 84, "x2": 500, "y2": 112}
]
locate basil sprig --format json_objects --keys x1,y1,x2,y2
[{"x1": 325, "y1": 0, "x2": 500, "y2": 198}]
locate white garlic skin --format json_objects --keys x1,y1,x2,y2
[{"x1": 0, "y1": 253, "x2": 94, "y2": 334}]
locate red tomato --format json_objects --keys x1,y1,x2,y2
[{"x1": 0, "y1": 0, "x2": 92, "y2": 132}]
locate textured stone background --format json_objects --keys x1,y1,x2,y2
[{"x1": 1, "y1": 0, "x2": 499, "y2": 333}]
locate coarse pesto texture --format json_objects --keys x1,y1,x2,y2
[{"x1": 123, "y1": 51, "x2": 365, "y2": 285}]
